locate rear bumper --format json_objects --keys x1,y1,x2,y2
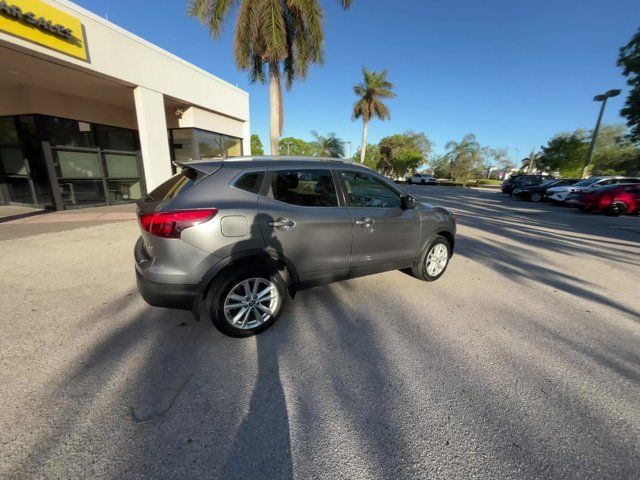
[
  {"x1": 134, "y1": 236, "x2": 197, "y2": 310},
  {"x1": 136, "y1": 269, "x2": 197, "y2": 310}
]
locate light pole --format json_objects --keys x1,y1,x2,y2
[
  {"x1": 345, "y1": 141, "x2": 352, "y2": 159},
  {"x1": 284, "y1": 141, "x2": 292, "y2": 156},
  {"x1": 581, "y1": 89, "x2": 621, "y2": 178}
]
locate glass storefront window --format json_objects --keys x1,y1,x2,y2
[
  {"x1": 59, "y1": 180, "x2": 105, "y2": 206},
  {"x1": 196, "y1": 130, "x2": 223, "y2": 158},
  {"x1": 170, "y1": 128, "x2": 242, "y2": 162},
  {"x1": 0, "y1": 117, "x2": 19, "y2": 145},
  {"x1": 172, "y1": 129, "x2": 194, "y2": 162},
  {"x1": 107, "y1": 180, "x2": 142, "y2": 202},
  {"x1": 105, "y1": 153, "x2": 139, "y2": 178},
  {"x1": 56, "y1": 151, "x2": 102, "y2": 178},
  {"x1": 0, "y1": 147, "x2": 26, "y2": 174},
  {"x1": 95, "y1": 125, "x2": 139, "y2": 151},
  {"x1": 222, "y1": 136, "x2": 242, "y2": 157},
  {"x1": 41, "y1": 117, "x2": 95, "y2": 148}
]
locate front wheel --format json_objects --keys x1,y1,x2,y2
[
  {"x1": 208, "y1": 265, "x2": 287, "y2": 337},
  {"x1": 412, "y1": 235, "x2": 451, "y2": 282},
  {"x1": 530, "y1": 192, "x2": 543, "y2": 202}
]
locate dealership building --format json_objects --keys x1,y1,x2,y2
[{"x1": 0, "y1": 0, "x2": 250, "y2": 210}]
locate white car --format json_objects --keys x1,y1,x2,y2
[
  {"x1": 408, "y1": 174, "x2": 437, "y2": 185},
  {"x1": 546, "y1": 176, "x2": 640, "y2": 203}
]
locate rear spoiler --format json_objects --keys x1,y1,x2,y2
[{"x1": 173, "y1": 160, "x2": 223, "y2": 176}]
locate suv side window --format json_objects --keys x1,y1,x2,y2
[
  {"x1": 235, "y1": 171, "x2": 264, "y2": 194},
  {"x1": 341, "y1": 171, "x2": 402, "y2": 208},
  {"x1": 269, "y1": 169, "x2": 338, "y2": 207}
]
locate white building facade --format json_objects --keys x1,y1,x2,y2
[{"x1": 0, "y1": 0, "x2": 250, "y2": 210}]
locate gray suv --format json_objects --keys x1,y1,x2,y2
[{"x1": 135, "y1": 157, "x2": 456, "y2": 337}]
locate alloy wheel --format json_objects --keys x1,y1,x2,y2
[
  {"x1": 223, "y1": 277, "x2": 280, "y2": 329},
  {"x1": 426, "y1": 243, "x2": 449, "y2": 277}
]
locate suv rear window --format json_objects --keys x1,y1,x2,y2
[
  {"x1": 144, "y1": 168, "x2": 197, "y2": 201},
  {"x1": 235, "y1": 171, "x2": 264, "y2": 194}
]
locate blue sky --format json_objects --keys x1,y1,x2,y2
[{"x1": 75, "y1": 0, "x2": 639, "y2": 161}]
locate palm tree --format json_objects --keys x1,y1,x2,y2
[
  {"x1": 310, "y1": 131, "x2": 345, "y2": 157},
  {"x1": 352, "y1": 67, "x2": 396, "y2": 163},
  {"x1": 189, "y1": 0, "x2": 351, "y2": 155},
  {"x1": 521, "y1": 151, "x2": 539, "y2": 173},
  {"x1": 445, "y1": 134, "x2": 480, "y2": 182}
]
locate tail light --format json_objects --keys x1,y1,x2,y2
[{"x1": 139, "y1": 209, "x2": 217, "y2": 239}]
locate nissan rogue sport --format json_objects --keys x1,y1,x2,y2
[{"x1": 135, "y1": 157, "x2": 456, "y2": 337}]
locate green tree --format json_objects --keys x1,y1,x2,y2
[
  {"x1": 591, "y1": 124, "x2": 640, "y2": 175},
  {"x1": 618, "y1": 28, "x2": 640, "y2": 142},
  {"x1": 189, "y1": 0, "x2": 351, "y2": 155},
  {"x1": 537, "y1": 133, "x2": 587, "y2": 177},
  {"x1": 354, "y1": 144, "x2": 381, "y2": 170},
  {"x1": 250, "y1": 134, "x2": 264, "y2": 155},
  {"x1": 520, "y1": 150, "x2": 541, "y2": 173},
  {"x1": 429, "y1": 155, "x2": 451, "y2": 179},
  {"x1": 377, "y1": 132, "x2": 430, "y2": 177},
  {"x1": 352, "y1": 67, "x2": 396, "y2": 163},
  {"x1": 309, "y1": 131, "x2": 345, "y2": 157},
  {"x1": 445, "y1": 134, "x2": 481, "y2": 184},
  {"x1": 278, "y1": 136, "x2": 316, "y2": 156}
]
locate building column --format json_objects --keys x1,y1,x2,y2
[
  {"x1": 242, "y1": 119, "x2": 251, "y2": 156},
  {"x1": 133, "y1": 86, "x2": 172, "y2": 191}
]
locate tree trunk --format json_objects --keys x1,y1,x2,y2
[
  {"x1": 359, "y1": 120, "x2": 368, "y2": 163},
  {"x1": 269, "y1": 65, "x2": 281, "y2": 155}
]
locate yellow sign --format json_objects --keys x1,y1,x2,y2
[{"x1": 0, "y1": 0, "x2": 88, "y2": 61}]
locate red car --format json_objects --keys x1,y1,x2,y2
[{"x1": 570, "y1": 183, "x2": 640, "y2": 216}]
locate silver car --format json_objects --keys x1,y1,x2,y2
[{"x1": 135, "y1": 157, "x2": 456, "y2": 337}]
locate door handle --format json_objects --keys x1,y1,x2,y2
[
  {"x1": 268, "y1": 218, "x2": 295, "y2": 230},
  {"x1": 355, "y1": 217, "x2": 375, "y2": 227}
]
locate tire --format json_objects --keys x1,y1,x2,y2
[
  {"x1": 530, "y1": 192, "x2": 543, "y2": 202},
  {"x1": 407, "y1": 179, "x2": 412, "y2": 184},
  {"x1": 411, "y1": 234, "x2": 452, "y2": 282},
  {"x1": 605, "y1": 202, "x2": 627, "y2": 217},
  {"x1": 421, "y1": 180, "x2": 426, "y2": 185},
  {"x1": 208, "y1": 264, "x2": 287, "y2": 337},
  {"x1": 578, "y1": 206, "x2": 591, "y2": 213}
]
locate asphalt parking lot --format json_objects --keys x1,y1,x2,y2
[{"x1": 0, "y1": 187, "x2": 638, "y2": 479}]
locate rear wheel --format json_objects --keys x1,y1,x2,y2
[
  {"x1": 412, "y1": 235, "x2": 451, "y2": 282},
  {"x1": 605, "y1": 202, "x2": 627, "y2": 217},
  {"x1": 407, "y1": 179, "x2": 412, "y2": 184},
  {"x1": 578, "y1": 206, "x2": 591, "y2": 213},
  {"x1": 530, "y1": 192, "x2": 543, "y2": 202},
  {"x1": 208, "y1": 265, "x2": 287, "y2": 337}
]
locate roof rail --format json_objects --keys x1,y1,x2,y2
[{"x1": 221, "y1": 155, "x2": 351, "y2": 163}]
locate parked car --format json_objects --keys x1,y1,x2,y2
[
  {"x1": 501, "y1": 174, "x2": 522, "y2": 194},
  {"x1": 513, "y1": 178, "x2": 580, "y2": 202},
  {"x1": 135, "y1": 157, "x2": 456, "y2": 337},
  {"x1": 546, "y1": 176, "x2": 640, "y2": 203},
  {"x1": 502, "y1": 174, "x2": 551, "y2": 195},
  {"x1": 407, "y1": 173, "x2": 437, "y2": 185},
  {"x1": 566, "y1": 183, "x2": 640, "y2": 216}
]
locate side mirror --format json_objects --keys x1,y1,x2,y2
[{"x1": 401, "y1": 195, "x2": 417, "y2": 209}]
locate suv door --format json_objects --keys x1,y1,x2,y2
[
  {"x1": 339, "y1": 170, "x2": 421, "y2": 277},
  {"x1": 257, "y1": 168, "x2": 352, "y2": 287}
]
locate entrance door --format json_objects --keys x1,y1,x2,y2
[
  {"x1": 258, "y1": 168, "x2": 352, "y2": 288},
  {"x1": 339, "y1": 170, "x2": 421, "y2": 277}
]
